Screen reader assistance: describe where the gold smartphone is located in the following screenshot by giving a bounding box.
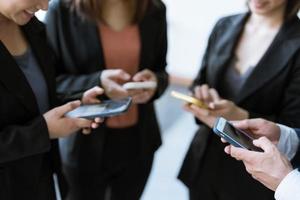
[171,91,208,109]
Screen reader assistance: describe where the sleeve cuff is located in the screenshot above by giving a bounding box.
[275,169,300,200]
[277,124,299,160]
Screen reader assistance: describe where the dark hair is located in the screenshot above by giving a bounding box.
[65,0,148,23]
[285,0,300,20]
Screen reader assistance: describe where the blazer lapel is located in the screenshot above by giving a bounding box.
[0,42,38,113]
[236,17,300,104]
[210,14,248,88]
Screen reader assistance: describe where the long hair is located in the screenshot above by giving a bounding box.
[65,0,148,23]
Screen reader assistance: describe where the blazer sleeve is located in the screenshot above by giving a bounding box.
[45,0,102,100]
[190,19,224,125]
[0,116,51,164]
[292,128,300,168]
[150,2,169,101]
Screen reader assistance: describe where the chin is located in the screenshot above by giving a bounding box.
[13,17,32,26]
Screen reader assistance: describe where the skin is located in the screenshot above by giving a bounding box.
[0,0,103,137]
[99,0,158,105]
[100,69,158,104]
[184,0,288,128]
[222,119,293,191]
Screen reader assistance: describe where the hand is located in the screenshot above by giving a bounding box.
[224,137,293,191]
[43,101,102,138]
[100,69,130,100]
[183,84,221,127]
[81,86,104,104]
[194,84,220,105]
[209,100,249,121]
[184,85,248,128]
[129,69,157,104]
[231,119,281,144]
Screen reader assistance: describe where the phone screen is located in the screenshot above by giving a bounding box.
[223,122,262,151]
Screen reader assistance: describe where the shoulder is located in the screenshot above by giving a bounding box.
[147,0,166,17]
[212,13,247,32]
[47,0,72,18]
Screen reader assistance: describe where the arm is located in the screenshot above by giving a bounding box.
[149,3,168,101]
[45,0,102,100]
[0,116,50,164]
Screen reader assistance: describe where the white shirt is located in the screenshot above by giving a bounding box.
[275,125,299,200]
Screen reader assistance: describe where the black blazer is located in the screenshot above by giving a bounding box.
[293,129,300,167]
[0,18,66,199]
[179,14,300,188]
[45,0,168,170]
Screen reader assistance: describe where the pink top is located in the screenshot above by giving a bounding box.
[99,23,141,128]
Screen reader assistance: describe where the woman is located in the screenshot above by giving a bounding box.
[178,0,300,200]
[0,0,103,199]
[45,0,168,199]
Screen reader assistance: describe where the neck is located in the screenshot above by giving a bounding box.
[249,6,286,29]
[0,13,15,37]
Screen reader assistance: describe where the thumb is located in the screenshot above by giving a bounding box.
[56,100,81,116]
[253,137,273,153]
[112,69,131,81]
[230,145,256,162]
[211,100,228,110]
[133,70,152,82]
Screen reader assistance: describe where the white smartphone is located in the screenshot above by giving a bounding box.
[122,81,157,90]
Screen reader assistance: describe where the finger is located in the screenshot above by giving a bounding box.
[94,117,104,123]
[232,118,266,132]
[113,69,131,81]
[133,69,153,82]
[73,118,93,128]
[230,145,257,162]
[132,92,150,103]
[194,86,202,99]
[57,100,81,116]
[221,138,227,143]
[211,100,229,110]
[82,128,91,135]
[253,137,274,153]
[189,104,210,116]
[127,89,144,96]
[107,83,129,98]
[91,122,100,129]
[209,88,220,102]
[200,84,212,102]
[224,145,231,154]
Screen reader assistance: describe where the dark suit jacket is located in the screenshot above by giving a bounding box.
[293,129,300,167]
[0,18,67,199]
[179,13,300,189]
[45,0,168,170]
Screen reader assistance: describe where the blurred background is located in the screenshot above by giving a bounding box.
[37,1,247,199]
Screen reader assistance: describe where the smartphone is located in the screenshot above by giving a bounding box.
[213,117,263,152]
[171,91,208,109]
[123,81,157,90]
[65,97,132,119]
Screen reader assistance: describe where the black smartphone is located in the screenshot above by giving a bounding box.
[65,97,132,119]
[213,117,263,152]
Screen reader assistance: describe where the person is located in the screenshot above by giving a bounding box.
[0,0,104,199]
[178,0,300,199]
[223,118,300,200]
[45,0,168,199]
